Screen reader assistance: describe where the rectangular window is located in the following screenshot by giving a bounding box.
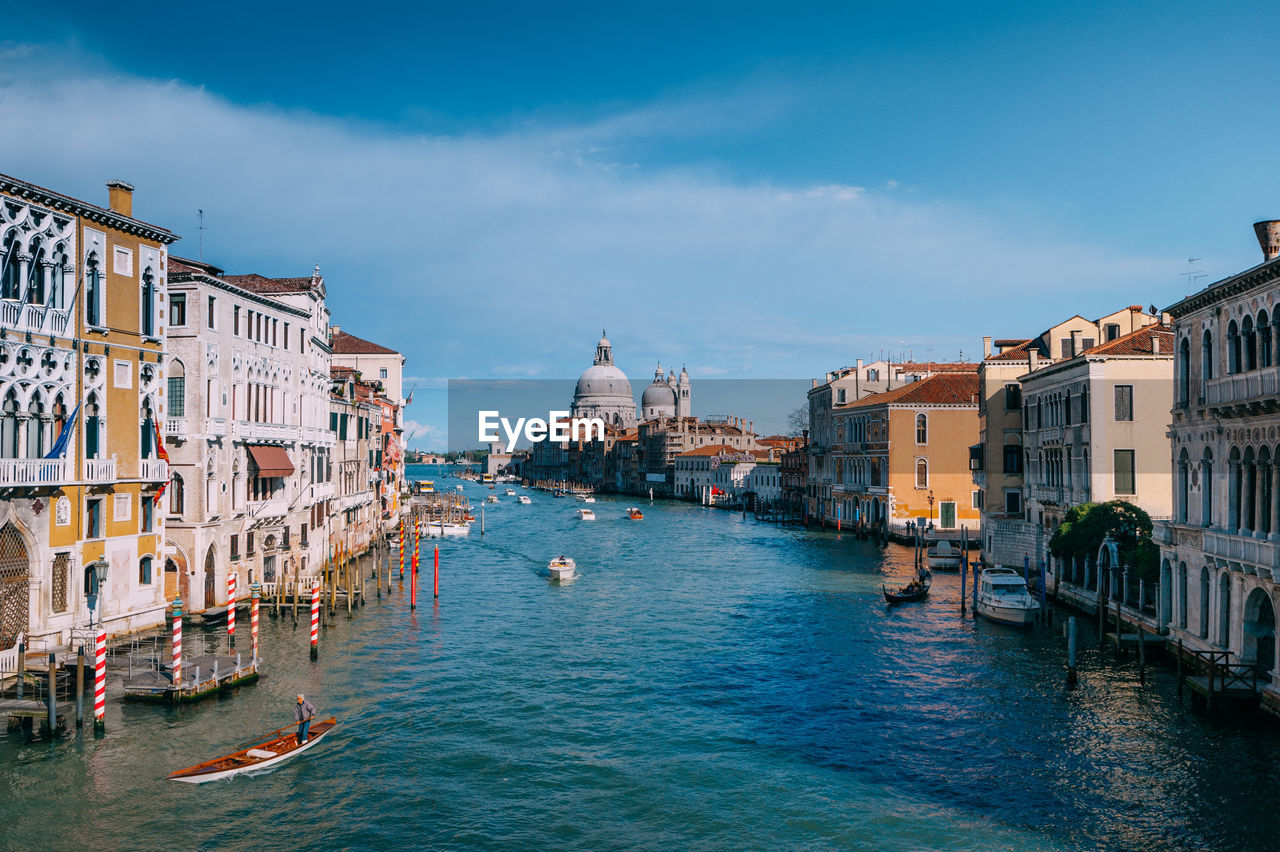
[231,534,240,560]
[247,531,256,555]
[1004,383,1021,411]
[379,368,388,379]
[1060,339,1073,359]
[1082,338,1095,351]
[972,490,982,509]
[139,556,152,585]
[1114,385,1133,421]
[1114,449,1136,495]
[1004,490,1022,515]
[168,376,185,417]
[284,323,289,350]
[283,526,291,547]
[1106,323,1121,341]
[272,319,278,346]
[170,294,187,326]
[1002,445,1023,474]
[207,295,216,329]
[87,499,102,538]
[142,496,154,532]
[234,305,240,335]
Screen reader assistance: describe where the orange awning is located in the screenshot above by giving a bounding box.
[247,445,295,478]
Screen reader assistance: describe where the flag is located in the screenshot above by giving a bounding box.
[43,403,81,460]
[153,417,171,502]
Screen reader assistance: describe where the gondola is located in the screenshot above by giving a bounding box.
[883,570,932,604]
[167,718,338,783]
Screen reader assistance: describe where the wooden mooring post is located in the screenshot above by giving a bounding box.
[1066,616,1078,688]
[1114,598,1124,659]
[959,527,967,617]
[45,653,56,738]
[1176,638,1185,700]
[75,646,84,728]
[1137,624,1147,685]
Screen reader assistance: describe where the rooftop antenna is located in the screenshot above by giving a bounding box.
[198,209,205,260]
[1182,257,1203,296]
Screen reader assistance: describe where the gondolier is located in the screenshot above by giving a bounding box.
[295,694,316,743]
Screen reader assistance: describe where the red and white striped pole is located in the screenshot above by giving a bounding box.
[309,578,320,660]
[250,583,261,666]
[93,627,106,732]
[171,597,183,692]
[434,544,439,599]
[226,571,237,645]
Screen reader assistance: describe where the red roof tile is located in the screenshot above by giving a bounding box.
[1084,323,1173,356]
[221,273,317,294]
[677,444,747,457]
[331,330,400,356]
[840,372,979,409]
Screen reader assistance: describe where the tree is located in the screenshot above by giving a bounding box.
[787,404,808,437]
[1049,500,1158,581]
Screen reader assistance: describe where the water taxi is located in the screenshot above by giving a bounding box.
[927,541,962,570]
[577,508,596,521]
[627,507,643,520]
[975,567,1041,626]
[167,719,338,783]
[548,556,577,582]
[433,522,472,537]
[518,495,532,504]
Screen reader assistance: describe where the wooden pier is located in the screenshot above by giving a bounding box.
[122,653,259,704]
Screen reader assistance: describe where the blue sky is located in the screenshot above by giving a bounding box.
[2,2,1276,447]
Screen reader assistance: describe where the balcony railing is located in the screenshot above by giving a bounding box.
[1203,529,1280,568]
[0,299,71,337]
[1206,370,1280,409]
[234,421,294,441]
[139,459,169,481]
[163,418,187,438]
[207,417,227,436]
[1029,485,1064,503]
[84,457,117,484]
[0,457,69,487]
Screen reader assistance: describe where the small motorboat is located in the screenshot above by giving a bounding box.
[434,522,472,537]
[486,494,499,503]
[518,495,532,504]
[883,569,931,604]
[627,507,643,520]
[577,508,596,521]
[167,718,338,783]
[548,556,577,581]
[975,567,1041,626]
[505,488,516,496]
[576,494,596,503]
[927,540,962,570]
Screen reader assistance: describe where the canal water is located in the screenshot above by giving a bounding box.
[3,466,1280,849]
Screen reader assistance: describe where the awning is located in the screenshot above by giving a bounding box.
[247,445,295,478]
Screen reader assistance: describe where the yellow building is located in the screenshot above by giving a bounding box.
[0,174,178,652]
[832,372,981,539]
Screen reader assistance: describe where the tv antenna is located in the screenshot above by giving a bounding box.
[198,209,205,260]
[1182,257,1206,295]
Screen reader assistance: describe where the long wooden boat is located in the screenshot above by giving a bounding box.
[167,718,337,783]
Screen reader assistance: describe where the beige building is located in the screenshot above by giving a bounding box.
[974,306,1162,566]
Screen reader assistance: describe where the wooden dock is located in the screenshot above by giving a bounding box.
[122,654,259,704]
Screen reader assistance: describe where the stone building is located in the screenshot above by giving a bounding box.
[571,332,637,428]
[329,367,379,556]
[1157,221,1280,708]
[973,306,1162,567]
[164,258,334,611]
[0,175,178,649]
[673,445,757,504]
[330,327,406,523]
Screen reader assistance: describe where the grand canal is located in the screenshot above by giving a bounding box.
[3,466,1280,849]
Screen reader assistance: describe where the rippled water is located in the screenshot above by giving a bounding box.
[3,468,1279,850]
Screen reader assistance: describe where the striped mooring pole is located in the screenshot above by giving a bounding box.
[93,627,106,733]
[434,544,439,599]
[227,571,237,645]
[309,578,320,660]
[171,597,183,690]
[414,512,420,573]
[399,518,405,580]
[250,583,261,666]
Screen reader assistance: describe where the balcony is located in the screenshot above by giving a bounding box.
[1203,529,1280,570]
[1030,485,1064,504]
[84,457,117,484]
[163,418,188,438]
[0,457,69,487]
[207,417,227,437]
[247,497,291,521]
[0,299,71,337]
[139,459,169,481]
[1205,370,1280,414]
[303,426,335,445]
[234,421,295,441]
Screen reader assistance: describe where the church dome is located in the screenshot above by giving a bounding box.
[571,331,637,427]
[575,363,633,400]
[642,374,676,408]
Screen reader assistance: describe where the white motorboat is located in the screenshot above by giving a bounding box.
[434,522,471,537]
[486,494,499,503]
[548,556,577,581]
[577,508,596,521]
[575,494,596,503]
[975,567,1041,626]
[505,488,516,496]
[518,495,532,504]
[927,540,962,570]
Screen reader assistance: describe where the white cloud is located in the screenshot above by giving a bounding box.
[0,44,1182,443]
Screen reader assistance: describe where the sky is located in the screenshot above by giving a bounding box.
[3,2,1278,448]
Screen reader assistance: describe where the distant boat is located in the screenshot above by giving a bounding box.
[486,494,499,503]
[548,556,577,582]
[927,541,962,570]
[435,522,472,537]
[518,495,532,504]
[577,508,596,521]
[505,488,516,496]
[167,719,338,783]
[576,494,596,503]
[975,568,1041,626]
[883,569,931,604]
[627,507,643,520]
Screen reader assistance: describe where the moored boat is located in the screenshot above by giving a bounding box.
[975,567,1041,626]
[167,718,338,783]
[927,540,962,570]
[548,556,577,581]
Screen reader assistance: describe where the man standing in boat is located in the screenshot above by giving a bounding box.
[295,694,316,743]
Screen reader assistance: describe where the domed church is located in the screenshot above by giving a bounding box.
[571,331,638,427]
[641,363,691,420]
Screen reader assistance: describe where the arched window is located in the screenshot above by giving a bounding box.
[0,231,20,300]
[915,413,927,444]
[1260,446,1273,536]
[1244,315,1258,371]
[1260,311,1273,368]
[84,393,101,460]
[0,389,18,458]
[915,458,928,489]
[1229,446,1242,531]
[26,235,44,307]
[141,269,155,337]
[169,473,185,515]
[1178,338,1191,406]
[1177,448,1190,523]
[1218,572,1231,647]
[85,252,102,326]
[139,556,153,585]
[1178,562,1188,630]
[168,360,185,418]
[1199,566,1211,639]
[1228,319,1241,374]
[1202,447,1214,527]
[25,393,44,459]
[1201,328,1214,386]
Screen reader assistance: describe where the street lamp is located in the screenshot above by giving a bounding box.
[84,558,109,629]
[927,490,935,524]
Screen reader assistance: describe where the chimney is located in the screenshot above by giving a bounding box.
[1028,348,1039,372]
[1152,334,1161,355]
[982,336,992,358]
[1070,329,1081,357]
[1255,220,1280,261]
[106,180,134,217]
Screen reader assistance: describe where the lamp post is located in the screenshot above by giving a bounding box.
[84,558,109,629]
